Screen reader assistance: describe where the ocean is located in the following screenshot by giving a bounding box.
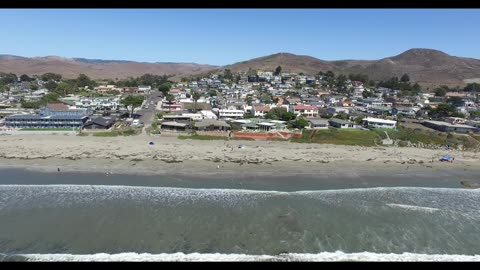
[0,169,479,261]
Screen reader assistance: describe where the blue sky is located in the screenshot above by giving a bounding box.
[0,9,479,66]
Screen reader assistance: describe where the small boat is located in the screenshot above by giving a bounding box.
[440,155,454,162]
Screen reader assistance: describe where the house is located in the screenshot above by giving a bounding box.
[338,101,354,107]
[169,88,182,96]
[94,85,117,94]
[329,118,357,129]
[218,109,244,119]
[238,118,287,132]
[423,120,476,134]
[137,85,152,94]
[392,107,418,117]
[444,117,466,125]
[162,115,192,125]
[252,105,271,117]
[291,104,319,117]
[362,117,397,129]
[160,121,188,132]
[308,119,329,129]
[82,116,116,130]
[194,119,231,131]
[182,102,212,112]
[326,107,350,116]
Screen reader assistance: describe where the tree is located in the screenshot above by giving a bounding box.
[348,73,369,83]
[354,116,364,125]
[223,69,233,81]
[362,90,374,98]
[246,95,253,106]
[430,103,457,118]
[55,82,75,96]
[325,70,335,78]
[265,107,296,121]
[158,83,171,95]
[334,111,349,120]
[434,87,447,97]
[40,73,62,82]
[447,96,463,105]
[44,80,58,91]
[76,74,96,89]
[464,83,480,92]
[292,118,309,129]
[192,91,202,113]
[165,94,175,112]
[274,66,282,76]
[412,82,421,92]
[121,95,144,116]
[20,74,33,82]
[29,82,39,90]
[208,90,217,97]
[336,74,347,89]
[0,72,17,84]
[243,113,255,119]
[400,74,410,83]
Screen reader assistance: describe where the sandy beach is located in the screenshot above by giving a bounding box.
[0,134,478,177]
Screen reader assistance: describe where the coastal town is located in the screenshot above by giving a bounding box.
[3,9,480,263]
[0,68,479,150]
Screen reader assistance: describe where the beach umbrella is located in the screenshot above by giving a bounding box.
[149,142,155,145]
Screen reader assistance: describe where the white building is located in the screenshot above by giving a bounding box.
[362,117,397,129]
[218,109,244,119]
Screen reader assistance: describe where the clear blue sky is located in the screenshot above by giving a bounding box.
[0,9,479,66]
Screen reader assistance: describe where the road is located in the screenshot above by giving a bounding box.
[136,90,162,129]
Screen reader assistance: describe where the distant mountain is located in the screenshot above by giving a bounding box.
[0,55,219,80]
[226,49,480,86]
[2,49,480,86]
[72,58,135,64]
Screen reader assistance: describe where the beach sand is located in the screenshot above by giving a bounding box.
[0,134,478,177]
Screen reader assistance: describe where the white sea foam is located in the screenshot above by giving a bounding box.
[386,203,441,213]
[12,251,480,261]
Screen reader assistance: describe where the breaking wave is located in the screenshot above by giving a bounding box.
[1,251,480,261]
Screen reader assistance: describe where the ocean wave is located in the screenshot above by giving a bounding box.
[386,204,441,213]
[3,251,480,261]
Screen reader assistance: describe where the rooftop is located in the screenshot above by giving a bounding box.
[424,120,476,129]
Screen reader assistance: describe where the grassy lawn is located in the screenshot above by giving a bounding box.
[229,137,255,141]
[92,131,119,137]
[292,128,380,146]
[471,134,480,142]
[372,127,445,145]
[20,128,79,131]
[178,134,228,141]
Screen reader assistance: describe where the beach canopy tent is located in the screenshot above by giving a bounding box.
[440,155,454,162]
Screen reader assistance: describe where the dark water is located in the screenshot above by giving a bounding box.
[0,169,479,260]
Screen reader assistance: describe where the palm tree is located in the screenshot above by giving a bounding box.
[192,91,202,113]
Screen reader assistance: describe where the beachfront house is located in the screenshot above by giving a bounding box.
[362,117,397,129]
[422,120,477,134]
[308,119,329,129]
[82,116,116,130]
[193,119,231,131]
[328,119,357,129]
